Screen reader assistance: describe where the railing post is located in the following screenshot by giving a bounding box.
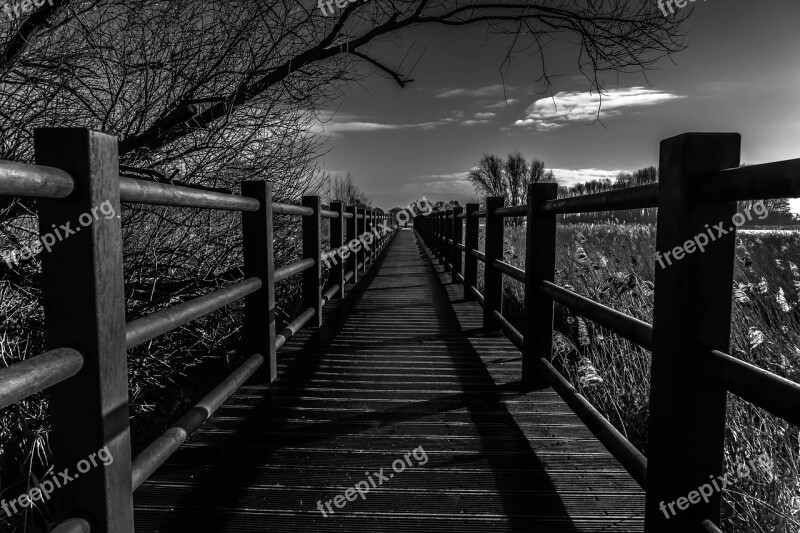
[302,196,323,327]
[438,212,445,265]
[242,181,277,383]
[645,133,741,532]
[522,183,558,389]
[463,203,479,300]
[358,206,366,272]
[370,209,376,264]
[346,205,357,284]
[330,201,345,298]
[445,209,454,271]
[35,128,134,532]
[483,197,505,329]
[452,206,463,283]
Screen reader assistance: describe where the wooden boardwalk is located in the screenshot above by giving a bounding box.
[134,229,643,532]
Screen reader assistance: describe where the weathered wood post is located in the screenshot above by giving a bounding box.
[346,205,358,284]
[445,208,454,271]
[330,201,345,298]
[438,212,446,265]
[522,183,558,389]
[483,197,505,329]
[302,196,323,327]
[36,128,134,532]
[645,133,741,532]
[358,206,366,272]
[242,181,278,383]
[463,203,479,300]
[452,206,464,283]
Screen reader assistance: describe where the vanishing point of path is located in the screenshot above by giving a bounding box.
[133,228,643,532]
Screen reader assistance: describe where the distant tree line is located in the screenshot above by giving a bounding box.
[457,158,796,226]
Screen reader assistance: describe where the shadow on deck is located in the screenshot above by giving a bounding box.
[133,229,644,532]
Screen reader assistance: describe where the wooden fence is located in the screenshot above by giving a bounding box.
[415,132,800,533]
[0,127,396,533]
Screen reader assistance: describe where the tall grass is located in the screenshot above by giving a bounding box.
[488,223,800,532]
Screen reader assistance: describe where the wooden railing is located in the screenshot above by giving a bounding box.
[414,132,800,533]
[0,128,396,533]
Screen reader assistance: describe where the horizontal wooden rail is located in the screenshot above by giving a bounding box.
[492,259,526,283]
[492,310,523,349]
[320,208,339,218]
[0,160,74,198]
[695,158,800,202]
[537,281,654,350]
[0,348,83,410]
[275,307,316,350]
[469,248,486,263]
[694,350,800,426]
[466,285,484,306]
[275,258,315,283]
[540,184,659,214]
[320,284,340,307]
[126,278,262,349]
[131,353,264,489]
[119,177,259,211]
[51,518,91,533]
[272,202,314,216]
[535,356,648,487]
[413,132,800,532]
[494,205,527,217]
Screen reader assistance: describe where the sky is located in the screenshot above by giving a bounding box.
[314,0,800,212]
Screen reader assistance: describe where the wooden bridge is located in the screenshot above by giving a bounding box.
[0,129,799,533]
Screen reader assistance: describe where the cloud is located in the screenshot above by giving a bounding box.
[460,119,489,126]
[514,87,685,130]
[473,112,496,119]
[436,84,509,99]
[486,98,518,108]
[405,171,474,197]
[310,112,456,134]
[550,168,627,187]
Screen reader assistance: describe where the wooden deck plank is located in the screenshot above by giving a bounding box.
[133,228,644,532]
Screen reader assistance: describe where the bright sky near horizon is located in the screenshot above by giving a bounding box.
[315,0,800,213]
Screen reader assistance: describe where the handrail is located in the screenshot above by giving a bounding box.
[0,160,74,198]
[272,202,314,216]
[51,518,91,533]
[274,258,315,283]
[694,349,800,427]
[494,205,527,217]
[414,131,800,531]
[695,158,800,202]
[0,348,84,410]
[0,127,400,531]
[537,281,654,350]
[275,307,316,350]
[131,353,264,489]
[540,183,658,214]
[491,259,525,283]
[119,177,259,211]
[126,278,262,349]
